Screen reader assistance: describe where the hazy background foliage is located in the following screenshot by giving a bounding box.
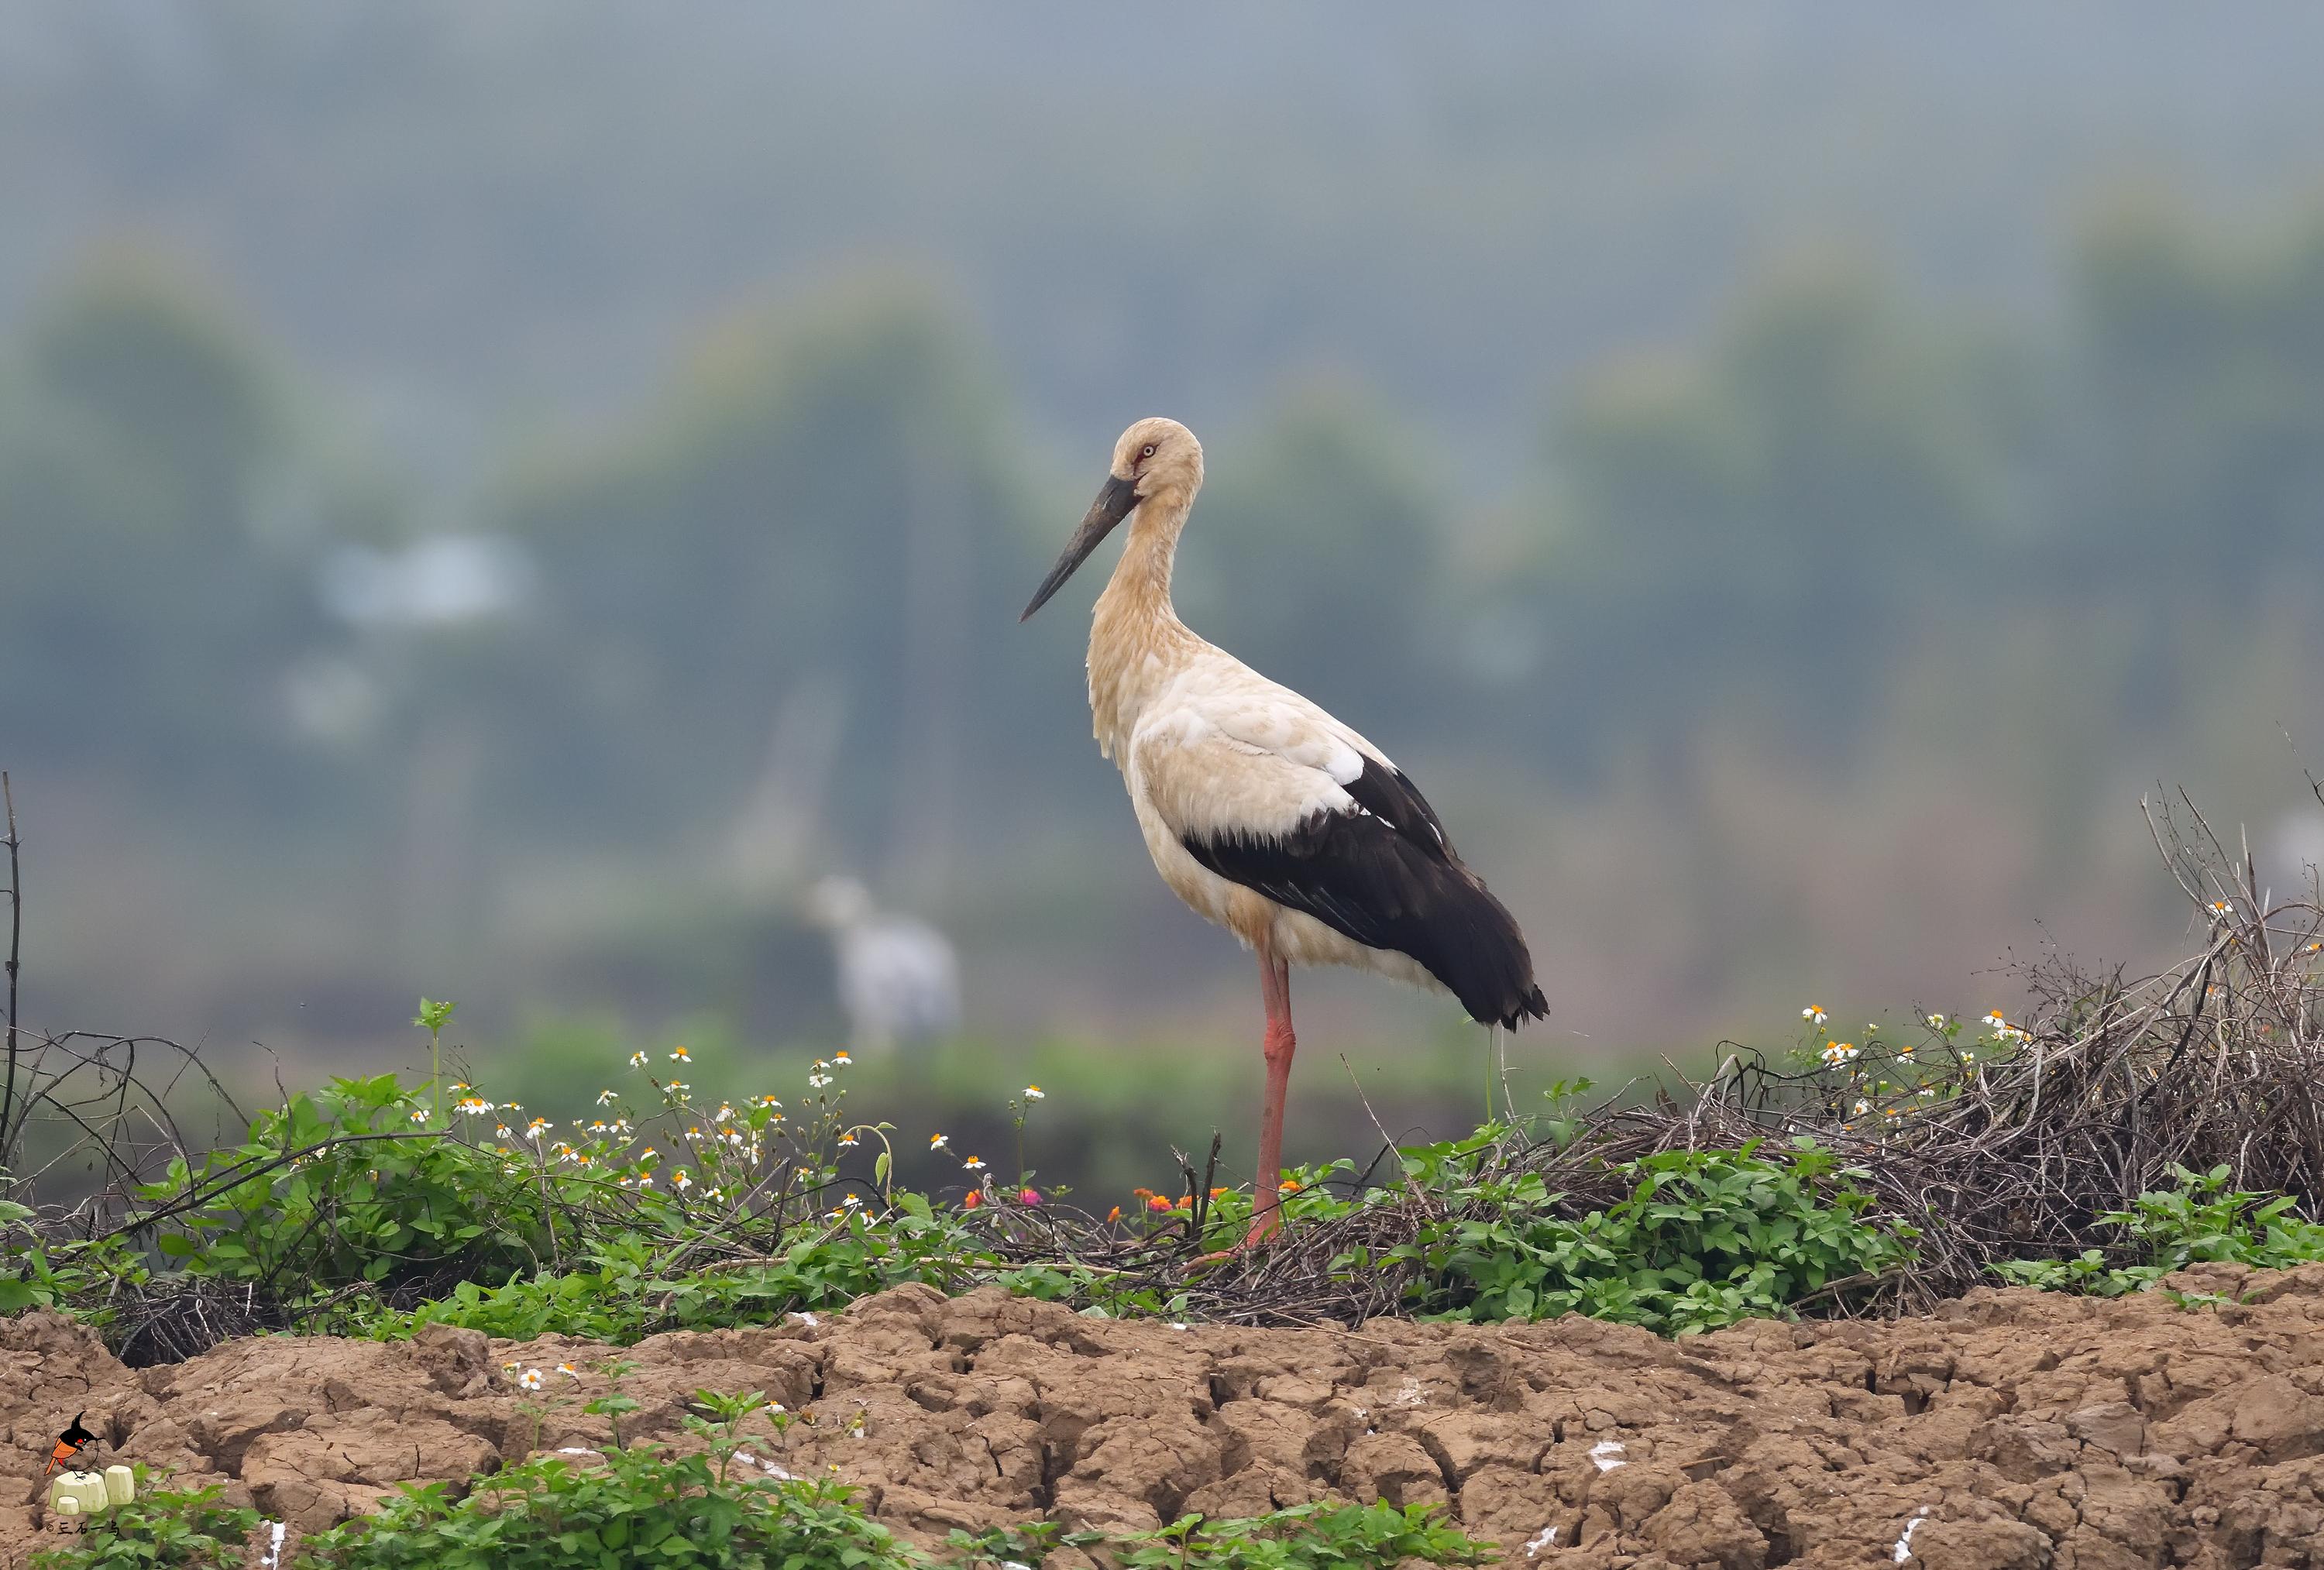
[8,2,2324,1193]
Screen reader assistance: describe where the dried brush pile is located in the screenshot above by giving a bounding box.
[1864,791,2324,1297]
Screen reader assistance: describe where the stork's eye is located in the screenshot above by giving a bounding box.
[1140,443,1157,459]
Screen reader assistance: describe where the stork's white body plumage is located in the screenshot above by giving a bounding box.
[1111,650,1441,994]
[1023,417,1545,1248]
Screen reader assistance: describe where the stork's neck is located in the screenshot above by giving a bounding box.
[1087,491,1200,761]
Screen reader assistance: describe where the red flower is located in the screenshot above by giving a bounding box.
[1018,1187,1041,1207]
[961,1190,982,1209]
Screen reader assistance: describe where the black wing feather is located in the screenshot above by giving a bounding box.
[1341,754,1458,860]
[1184,755,1547,1029]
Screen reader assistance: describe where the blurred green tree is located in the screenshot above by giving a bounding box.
[2067,198,2324,590]
[1539,255,2044,767]
[0,257,328,797]
[490,280,1056,898]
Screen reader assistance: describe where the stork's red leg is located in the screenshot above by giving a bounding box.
[1247,947,1295,1246]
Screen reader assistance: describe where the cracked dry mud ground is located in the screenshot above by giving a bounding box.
[7,1265,2324,1569]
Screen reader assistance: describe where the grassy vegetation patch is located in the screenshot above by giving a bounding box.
[1993,1164,2324,1298]
[296,1453,908,1570]
[1382,1138,1913,1336]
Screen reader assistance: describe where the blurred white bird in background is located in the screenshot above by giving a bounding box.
[803,876,961,1052]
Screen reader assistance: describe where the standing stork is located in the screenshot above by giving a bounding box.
[1022,417,1547,1249]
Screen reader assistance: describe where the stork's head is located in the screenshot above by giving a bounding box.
[1021,417,1203,620]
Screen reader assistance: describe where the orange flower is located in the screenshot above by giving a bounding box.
[1147,1195,1173,1213]
[1278,1178,1303,1194]
[1107,1206,1122,1223]
[962,1190,983,1209]
[1208,1187,1229,1201]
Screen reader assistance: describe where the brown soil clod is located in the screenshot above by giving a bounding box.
[10,1269,2324,1568]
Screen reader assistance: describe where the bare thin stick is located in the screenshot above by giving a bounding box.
[1339,1053,1425,1200]
[2,771,19,1174]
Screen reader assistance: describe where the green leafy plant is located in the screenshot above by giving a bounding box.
[1537,1077,1599,1150]
[140,1073,553,1295]
[30,1474,259,1570]
[359,1197,1011,1343]
[1995,1163,2324,1297]
[682,1387,796,1485]
[294,1455,909,1570]
[0,1231,148,1317]
[1099,1502,1492,1570]
[292,1440,1487,1570]
[586,1358,642,1449]
[291,1388,883,1570]
[104,1027,929,1335]
[1375,1137,1914,1335]
[944,1522,1062,1570]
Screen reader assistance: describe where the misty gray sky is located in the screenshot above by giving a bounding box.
[9,3,2324,495]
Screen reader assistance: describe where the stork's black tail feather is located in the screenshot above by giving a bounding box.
[1418,871,1549,1030]
[1181,802,1549,1031]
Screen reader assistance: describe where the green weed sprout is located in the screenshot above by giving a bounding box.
[584,1358,642,1451]
[413,998,456,1129]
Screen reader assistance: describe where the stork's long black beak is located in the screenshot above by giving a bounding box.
[1021,473,1140,620]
